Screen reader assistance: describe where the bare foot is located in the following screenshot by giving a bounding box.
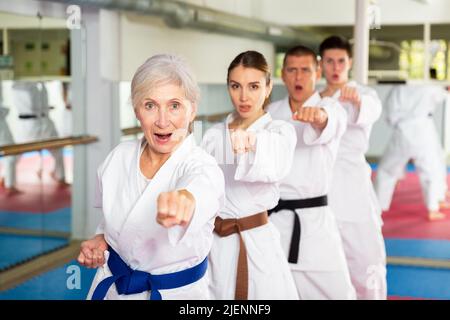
[439,201,450,210]
[5,187,22,196]
[428,211,446,221]
[57,180,71,188]
[50,171,58,182]
[50,171,69,187]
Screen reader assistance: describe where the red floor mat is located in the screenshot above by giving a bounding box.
[381,173,450,240]
[0,154,72,213]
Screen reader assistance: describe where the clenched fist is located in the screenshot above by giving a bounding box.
[77,234,108,268]
[230,129,257,154]
[339,86,361,107]
[293,107,328,130]
[156,189,196,228]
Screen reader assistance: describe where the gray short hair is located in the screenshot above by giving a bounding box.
[131,54,200,109]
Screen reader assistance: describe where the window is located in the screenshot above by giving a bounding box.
[399,39,448,80]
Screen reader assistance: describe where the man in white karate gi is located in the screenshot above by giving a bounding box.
[319,35,387,300]
[375,83,450,221]
[11,81,67,185]
[268,45,355,299]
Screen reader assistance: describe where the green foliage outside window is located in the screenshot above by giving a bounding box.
[400,39,448,80]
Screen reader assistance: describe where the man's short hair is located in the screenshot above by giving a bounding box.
[319,36,352,58]
[283,45,318,68]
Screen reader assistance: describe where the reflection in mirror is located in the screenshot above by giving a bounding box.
[0,11,71,279]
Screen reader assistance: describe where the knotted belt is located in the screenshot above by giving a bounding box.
[91,245,208,300]
[268,195,328,264]
[214,211,268,300]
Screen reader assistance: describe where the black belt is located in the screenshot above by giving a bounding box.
[19,114,45,119]
[268,195,328,264]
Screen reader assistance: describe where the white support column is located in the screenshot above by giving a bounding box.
[423,22,431,81]
[0,29,5,100]
[71,7,122,239]
[70,25,87,240]
[2,28,8,55]
[353,0,370,84]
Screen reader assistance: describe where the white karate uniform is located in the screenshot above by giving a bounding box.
[0,106,17,188]
[327,81,387,300]
[202,112,299,300]
[62,82,73,137]
[375,85,448,212]
[86,134,225,300]
[11,82,65,181]
[267,92,356,300]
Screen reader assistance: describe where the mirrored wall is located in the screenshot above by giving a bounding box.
[0,11,72,273]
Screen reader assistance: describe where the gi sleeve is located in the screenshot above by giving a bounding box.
[348,87,382,127]
[167,152,225,245]
[93,167,106,235]
[200,125,227,164]
[234,120,297,183]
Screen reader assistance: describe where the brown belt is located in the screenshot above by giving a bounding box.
[214,211,268,300]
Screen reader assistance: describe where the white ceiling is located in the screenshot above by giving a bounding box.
[0,0,449,30]
[0,11,65,29]
[181,0,450,26]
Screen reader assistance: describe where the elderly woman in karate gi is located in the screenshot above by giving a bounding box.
[77,54,225,300]
[202,51,299,300]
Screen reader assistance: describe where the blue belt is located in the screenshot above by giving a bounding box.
[91,246,208,300]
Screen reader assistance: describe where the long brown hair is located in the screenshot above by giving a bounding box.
[227,51,272,108]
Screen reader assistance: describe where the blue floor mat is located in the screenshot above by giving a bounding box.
[0,255,450,300]
[369,162,450,173]
[0,260,96,300]
[385,238,450,260]
[369,162,417,172]
[0,207,71,233]
[0,234,68,270]
[387,265,450,299]
[2,261,450,300]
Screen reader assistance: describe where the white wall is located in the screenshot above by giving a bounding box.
[0,11,66,28]
[119,13,275,83]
